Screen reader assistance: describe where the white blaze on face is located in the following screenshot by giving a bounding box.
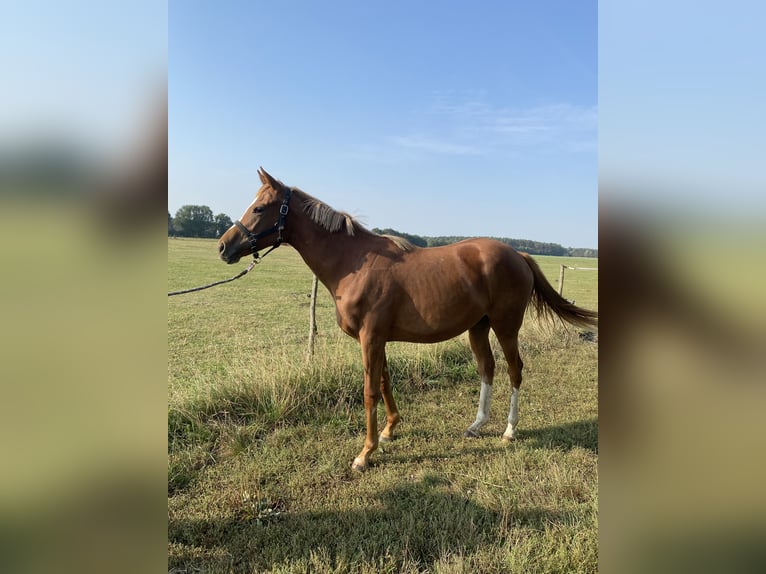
[230,192,263,235]
[240,195,259,223]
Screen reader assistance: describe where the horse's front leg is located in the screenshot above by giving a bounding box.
[352,334,385,472]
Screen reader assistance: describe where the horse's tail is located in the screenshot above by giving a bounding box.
[519,252,598,329]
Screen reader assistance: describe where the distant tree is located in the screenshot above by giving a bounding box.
[567,248,598,258]
[372,228,428,247]
[370,228,596,258]
[173,205,215,237]
[168,211,174,236]
[426,236,455,247]
[214,213,233,237]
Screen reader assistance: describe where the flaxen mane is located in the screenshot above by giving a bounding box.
[382,234,415,252]
[294,188,357,235]
[294,188,414,252]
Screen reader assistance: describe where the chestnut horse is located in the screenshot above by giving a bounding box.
[218,168,597,471]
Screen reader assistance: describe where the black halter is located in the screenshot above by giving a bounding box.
[233,187,292,261]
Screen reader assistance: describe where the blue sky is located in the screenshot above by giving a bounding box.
[600,0,766,211]
[170,1,598,248]
[0,0,166,158]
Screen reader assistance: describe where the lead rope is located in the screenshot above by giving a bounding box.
[168,258,259,296]
[167,238,288,297]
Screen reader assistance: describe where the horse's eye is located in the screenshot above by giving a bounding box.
[253,206,264,214]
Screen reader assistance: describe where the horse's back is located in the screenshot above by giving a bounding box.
[404,237,533,291]
[373,238,534,341]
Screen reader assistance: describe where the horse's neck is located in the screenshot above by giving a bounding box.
[287,214,369,294]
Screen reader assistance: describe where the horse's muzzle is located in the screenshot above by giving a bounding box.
[218,241,240,264]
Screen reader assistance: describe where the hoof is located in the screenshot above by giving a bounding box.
[379,434,393,443]
[464,429,480,439]
[501,434,515,443]
[351,457,368,472]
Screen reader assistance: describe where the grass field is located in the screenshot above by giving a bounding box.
[168,237,598,573]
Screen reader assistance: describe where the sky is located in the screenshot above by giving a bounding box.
[169,1,598,248]
[599,0,766,212]
[0,0,166,159]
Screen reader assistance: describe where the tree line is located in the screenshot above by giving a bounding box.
[168,206,232,238]
[373,228,597,257]
[168,205,596,257]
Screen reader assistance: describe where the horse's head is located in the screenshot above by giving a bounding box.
[218,168,292,264]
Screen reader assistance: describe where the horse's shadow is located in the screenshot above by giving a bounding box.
[168,479,573,572]
[386,418,598,466]
[516,418,598,453]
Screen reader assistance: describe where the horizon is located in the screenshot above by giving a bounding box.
[168,203,598,252]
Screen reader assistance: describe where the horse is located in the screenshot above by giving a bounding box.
[218,168,598,472]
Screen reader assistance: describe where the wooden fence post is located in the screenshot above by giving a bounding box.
[558,264,565,296]
[307,275,319,359]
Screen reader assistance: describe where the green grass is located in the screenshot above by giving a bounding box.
[168,238,598,573]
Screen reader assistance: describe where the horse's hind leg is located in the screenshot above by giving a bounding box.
[379,353,401,442]
[464,317,496,438]
[494,330,523,442]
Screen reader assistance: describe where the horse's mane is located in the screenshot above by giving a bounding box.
[295,188,358,236]
[293,188,415,252]
[382,234,415,252]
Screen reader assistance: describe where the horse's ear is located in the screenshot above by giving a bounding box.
[258,167,281,190]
